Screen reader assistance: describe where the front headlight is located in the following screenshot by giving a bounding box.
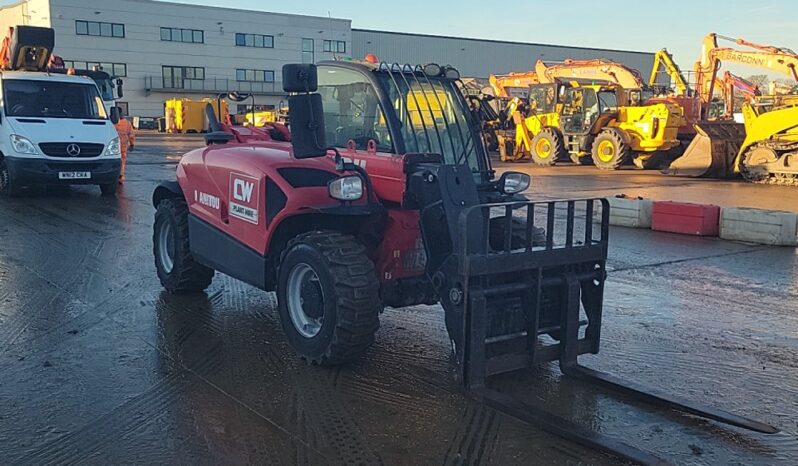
[10,134,37,155]
[328,176,363,201]
[499,171,530,194]
[106,137,120,156]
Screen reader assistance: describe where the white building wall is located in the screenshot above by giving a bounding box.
[0,0,659,117]
[0,0,351,116]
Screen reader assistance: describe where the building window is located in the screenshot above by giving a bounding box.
[302,38,314,63]
[75,20,125,38]
[323,40,346,53]
[235,69,275,82]
[162,65,205,88]
[160,27,204,44]
[63,61,127,77]
[235,33,274,48]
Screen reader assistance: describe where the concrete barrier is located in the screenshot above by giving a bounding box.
[595,196,653,228]
[720,207,798,246]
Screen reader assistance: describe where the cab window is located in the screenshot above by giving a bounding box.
[527,84,557,114]
[316,67,393,152]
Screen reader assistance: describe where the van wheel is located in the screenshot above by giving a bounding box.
[0,159,22,197]
[153,198,215,293]
[277,231,381,365]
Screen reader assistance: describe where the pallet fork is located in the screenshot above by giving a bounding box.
[408,163,778,465]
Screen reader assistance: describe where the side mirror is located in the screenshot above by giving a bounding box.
[227,91,250,103]
[283,63,318,92]
[115,78,123,98]
[109,106,120,124]
[498,171,530,195]
[283,64,326,158]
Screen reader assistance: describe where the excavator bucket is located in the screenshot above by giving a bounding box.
[405,162,778,464]
[666,121,746,178]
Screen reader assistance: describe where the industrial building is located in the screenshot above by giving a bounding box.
[0,0,655,118]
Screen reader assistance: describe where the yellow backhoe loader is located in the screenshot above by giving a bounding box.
[486,72,540,161]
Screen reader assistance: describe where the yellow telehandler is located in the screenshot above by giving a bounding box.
[513,60,685,169]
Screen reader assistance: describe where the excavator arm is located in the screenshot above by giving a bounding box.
[694,33,798,118]
[535,59,646,89]
[488,72,540,98]
[649,49,690,96]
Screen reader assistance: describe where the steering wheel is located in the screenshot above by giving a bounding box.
[10,104,25,114]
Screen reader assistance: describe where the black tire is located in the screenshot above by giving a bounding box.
[484,129,499,152]
[489,217,546,250]
[591,129,630,170]
[153,198,215,293]
[277,231,380,365]
[530,128,564,166]
[0,159,22,197]
[100,182,118,197]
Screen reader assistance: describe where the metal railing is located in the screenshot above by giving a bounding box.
[144,76,284,95]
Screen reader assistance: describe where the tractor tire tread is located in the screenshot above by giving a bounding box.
[530,127,564,166]
[281,231,381,365]
[591,128,630,170]
[154,198,215,293]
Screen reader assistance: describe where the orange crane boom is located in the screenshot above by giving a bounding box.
[534,58,646,89]
[694,33,798,118]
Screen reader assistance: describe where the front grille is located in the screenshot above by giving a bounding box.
[39,142,105,157]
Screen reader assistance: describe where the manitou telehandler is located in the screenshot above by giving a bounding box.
[152,60,777,464]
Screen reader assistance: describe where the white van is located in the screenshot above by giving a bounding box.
[0,71,121,196]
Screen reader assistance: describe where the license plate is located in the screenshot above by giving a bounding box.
[58,171,91,180]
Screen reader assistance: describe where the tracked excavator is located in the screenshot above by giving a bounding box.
[512,59,684,169]
[668,33,798,181]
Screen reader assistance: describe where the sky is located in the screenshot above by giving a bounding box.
[3,0,796,78]
[166,0,797,79]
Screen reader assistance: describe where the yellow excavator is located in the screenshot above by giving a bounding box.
[667,33,798,182]
[512,59,685,169]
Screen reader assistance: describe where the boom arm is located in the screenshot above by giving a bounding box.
[535,59,646,89]
[649,49,690,95]
[489,72,540,98]
[694,33,798,118]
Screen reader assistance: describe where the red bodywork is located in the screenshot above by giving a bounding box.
[177,139,425,285]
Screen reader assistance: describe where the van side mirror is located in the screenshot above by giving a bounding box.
[283,64,326,158]
[115,78,123,98]
[109,106,120,124]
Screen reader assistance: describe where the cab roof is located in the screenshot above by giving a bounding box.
[0,70,97,84]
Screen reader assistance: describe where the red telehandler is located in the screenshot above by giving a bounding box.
[152,60,777,464]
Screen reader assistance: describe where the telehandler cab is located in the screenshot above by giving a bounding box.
[152,60,777,464]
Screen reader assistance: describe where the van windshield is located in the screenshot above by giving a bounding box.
[3,79,107,119]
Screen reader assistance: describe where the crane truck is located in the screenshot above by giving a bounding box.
[0,26,122,197]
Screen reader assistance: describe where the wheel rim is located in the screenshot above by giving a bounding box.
[535,138,552,159]
[287,263,325,338]
[597,140,616,163]
[157,221,175,273]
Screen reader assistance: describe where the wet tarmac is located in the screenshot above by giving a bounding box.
[1,134,797,465]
